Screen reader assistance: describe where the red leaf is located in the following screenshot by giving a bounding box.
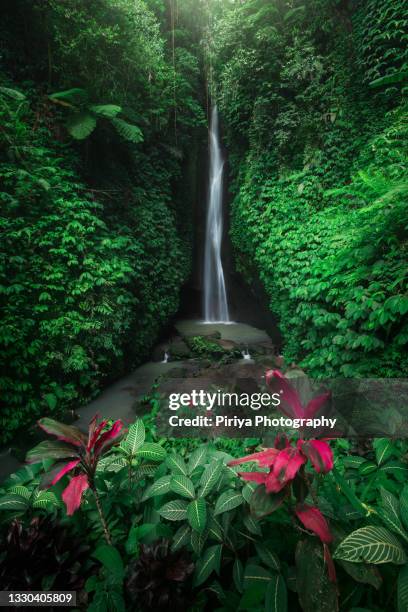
[295,504,332,543]
[62,474,89,515]
[304,391,331,419]
[93,420,124,456]
[50,459,80,486]
[273,447,306,485]
[300,440,334,473]
[87,416,109,451]
[265,370,303,418]
[228,448,279,468]
[324,543,337,583]
[239,471,267,485]
[38,418,86,447]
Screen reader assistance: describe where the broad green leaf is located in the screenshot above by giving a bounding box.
[214,490,244,516]
[398,563,408,612]
[250,486,287,519]
[26,440,77,464]
[191,529,208,555]
[207,513,223,541]
[199,460,223,498]
[243,564,272,589]
[400,485,408,531]
[93,545,124,582]
[374,439,395,465]
[7,486,31,499]
[0,86,26,100]
[243,513,262,535]
[296,539,338,612]
[66,112,97,140]
[334,526,407,565]
[125,420,145,455]
[112,118,143,143]
[37,418,86,446]
[189,446,207,473]
[167,453,188,475]
[193,544,222,586]
[339,560,382,589]
[233,558,244,593]
[265,574,287,612]
[142,476,171,500]
[0,494,30,511]
[158,500,188,521]
[377,487,408,543]
[242,482,258,503]
[171,524,191,552]
[32,490,60,509]
[90,104,122,118]
[187,498,207,532]
[255,542,280,571]
[171,475,195,499]
[135,443,166,462]
[49,88,88,105]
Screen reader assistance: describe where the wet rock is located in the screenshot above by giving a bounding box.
[169,337,192,360]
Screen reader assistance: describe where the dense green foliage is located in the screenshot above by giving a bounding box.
[0,0,207,441]
[212,0,408,376]
[3,412,408,611]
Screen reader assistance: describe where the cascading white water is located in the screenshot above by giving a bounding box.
[203,106,230,323]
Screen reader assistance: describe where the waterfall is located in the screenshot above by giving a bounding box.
[203,106,230,323]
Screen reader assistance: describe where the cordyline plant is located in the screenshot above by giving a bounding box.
[229,369,336,582]
[26,416,124,544]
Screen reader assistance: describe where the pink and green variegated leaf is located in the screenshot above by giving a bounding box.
[228,448,279,468]
[295,504,332,543]
[93,420,124,456]
[26,440,78,464]
[273,447,306,485]
[38,418,87,447]
[62,474,89,515]
[87,415,108,451]
[50,459,80,485]
[239,471,268,485]
[265,370,303,418]
[304,391,331,419]
[300,440,334,473]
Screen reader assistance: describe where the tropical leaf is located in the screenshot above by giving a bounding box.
[189,446,208,473]
[32,490,60,509]
[0,86,26,100]
[334,526,407,564]
[0,494,30,511]
[193,544,222,586]
[158,500,189,521]
[233,558,244,593]
[166,454,188,475]
[199,460,223,498]
[170,475,195,500]
[112,118,143,143]
[398,563,408,612]
[400,485,408,531]
[191,529,208,555]
[243,564,272,589]
[377,487,408,543]
[135,442,166,462]
[49,88,88,105]
[26,440,77,464]
[255,541,280,571]
[125,420,145,455]
[187,498,207,532]
[90,104,122,118]
[142,476,172,500]
[265,574,288,612]
[93,545,124,582]
[66,112,97,140]
[171,524,191,552]
[37,418,86,446]
[214,490,244,516]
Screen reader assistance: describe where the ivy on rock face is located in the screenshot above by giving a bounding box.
[212,0,408,378]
